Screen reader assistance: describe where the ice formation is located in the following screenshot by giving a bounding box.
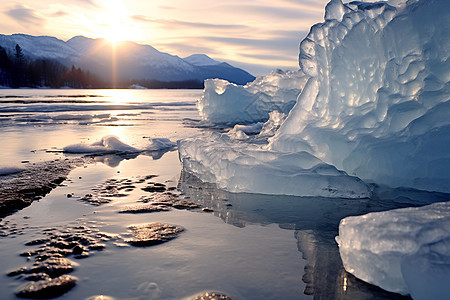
[336,201,450,298]
[144,138,176,151]
[63,136,139,154]
[180,0,450,196]
[270,0,450,193]
[227,122,263,140]
[63,136,177,154]
[179,134,370,198]
[198,69,307,125]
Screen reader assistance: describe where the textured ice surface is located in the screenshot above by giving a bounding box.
[401,235,450,300]
[179,134,370,198]
[270,0,450,193]
[181,0,450,197]
[227,122,263,140]
[336,201,450,297]
[198,69,307,125]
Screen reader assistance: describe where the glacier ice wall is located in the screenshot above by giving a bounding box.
[270,0,450,193]
[198,69,307,125]
[336,201,450,297]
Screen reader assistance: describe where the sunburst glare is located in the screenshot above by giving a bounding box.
[99,0,141,44]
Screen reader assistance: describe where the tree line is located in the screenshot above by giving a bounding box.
[0,44,203,89]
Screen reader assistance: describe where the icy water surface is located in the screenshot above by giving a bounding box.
[0,89,448,299]
[0,89,201,165]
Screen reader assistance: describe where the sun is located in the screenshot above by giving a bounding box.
[103,21,137,44]
[99,0,141,44]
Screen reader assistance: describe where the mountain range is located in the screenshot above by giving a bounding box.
[0,34,255,85]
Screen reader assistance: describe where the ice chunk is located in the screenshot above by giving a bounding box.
[144,138,176,151]
[258,111,287,138]
[227,122,263,140]
[63,136,138,154]
[0,166,26,176]
[230,123,264,135]
[335,201,450,296]
[270,0,450,193]
[179,134,370,198]
[198,70,307,125]
[226,112,287,141]
[324,0,350,21]
[63,136,177,154]
[402,236,450,300]
[180,0,449,197]
[128,84,147,89]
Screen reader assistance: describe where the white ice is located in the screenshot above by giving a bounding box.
[63,136,139,154]
[336,201,450,298]
[179,133,370,198]
[63,136,177,154]
[269,0,450,193]
[144,138,177,151]
[179,0,450,199]
[198,69,307,125]
[227,122,263,140]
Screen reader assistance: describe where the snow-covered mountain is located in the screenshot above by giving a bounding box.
[0,34,255,85]
[184,54,221,66]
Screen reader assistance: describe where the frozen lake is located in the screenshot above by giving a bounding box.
[0,89,446,299]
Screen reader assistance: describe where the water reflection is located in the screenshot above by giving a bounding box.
[178,172,449,299]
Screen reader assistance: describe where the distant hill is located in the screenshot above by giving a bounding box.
[0,34,255,85]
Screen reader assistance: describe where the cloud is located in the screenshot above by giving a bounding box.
[217,4,322,21]
[280,0,329,11]
[132,15,248,30]
[154,42,222,57]
[200,34,307,56]
[158,5,176,10]
[154,32,307,75]
[239,52,298,62]
[73,0,97,7]
[225,59,298,76]
[4,4,44,27]
[50,10,68,17]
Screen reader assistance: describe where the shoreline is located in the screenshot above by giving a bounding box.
[0,157,92,218]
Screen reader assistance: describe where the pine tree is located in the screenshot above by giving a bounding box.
[15,44,24,64]
[0,45,10,86]
[12,44,25,87]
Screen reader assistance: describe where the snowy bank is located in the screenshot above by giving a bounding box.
[179,0,450,197]
[336,201,450,298]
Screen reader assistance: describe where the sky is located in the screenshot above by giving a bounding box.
[0,0,331,75]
